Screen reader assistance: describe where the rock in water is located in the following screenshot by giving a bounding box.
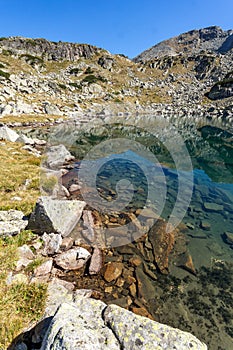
[148,219,176,274]
[103,262,123,282]
[203,202,223,212]
[27,196,86,236]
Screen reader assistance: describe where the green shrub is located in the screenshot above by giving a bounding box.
[84,66,94,74]
[69,82,82,89]
[58,83,67,90]
[20,54,43,66]
[69,67,80,75]
[2,49,12,56]
[0,69,10,79]
[82,74,107,85]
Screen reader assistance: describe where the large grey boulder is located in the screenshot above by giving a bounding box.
[43,144,74,169]
[41,300,120,350]
[27,196,86,236]
[0,210,28,236]
[41,298,207,350]
[44,103,63,116]
[0,125,19,142]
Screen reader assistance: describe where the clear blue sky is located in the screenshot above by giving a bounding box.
[0,0,232,58]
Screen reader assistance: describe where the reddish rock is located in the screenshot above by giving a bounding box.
[89,247,103,275]
[131,307,154,320]
[129,256,142,267]
[82,210,105,247]
[103,262,123,282]
[148,219,176,274]
[54,247,91,270]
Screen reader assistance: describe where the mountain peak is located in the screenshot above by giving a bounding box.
[134,26,233,62]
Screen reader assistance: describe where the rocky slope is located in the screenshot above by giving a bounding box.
[134,26,233,61]
[0,27,232,125]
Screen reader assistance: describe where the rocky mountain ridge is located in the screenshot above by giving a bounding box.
[134,26,233,62]
[0,27,232,126]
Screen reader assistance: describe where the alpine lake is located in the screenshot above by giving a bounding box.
[28,114,233,350]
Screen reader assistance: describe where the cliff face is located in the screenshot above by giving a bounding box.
[133,26,233,62]
[0,36,102,61]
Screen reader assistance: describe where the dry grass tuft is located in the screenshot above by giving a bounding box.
[0,231,47,349]
[0,141,40,215]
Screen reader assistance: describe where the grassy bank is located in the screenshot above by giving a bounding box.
[0,231,47,348]
[0,140,40,215]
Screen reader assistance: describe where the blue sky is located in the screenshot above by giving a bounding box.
[0,0,232,58]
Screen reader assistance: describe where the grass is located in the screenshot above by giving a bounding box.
[0,231,47,349]
[0,114,66,124]
[0,141,40,215]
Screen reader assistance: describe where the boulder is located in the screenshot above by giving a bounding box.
[54,247,91,270]
[41,298,207,350]
[42,232,62,255]
[34,259,53,276]
[44,103,63,115]
[16,134,35,145]
[0,125,19,142]
[203,202,223,212]
[103,262,123,282]
[148,219,176,274]
[98,55,114,70]
[104,303,207,350]
[89,247,103,275]
[27,196,86,236]
[43,144,75,169]
[41,300,120,350]
[0,210,28,236]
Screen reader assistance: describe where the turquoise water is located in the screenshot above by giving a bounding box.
[28,116,233,349]
[69,119,233,350]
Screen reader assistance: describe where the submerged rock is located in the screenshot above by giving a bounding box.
[103,262,123,282]
[203,202,224,212]
[148,219,176,274]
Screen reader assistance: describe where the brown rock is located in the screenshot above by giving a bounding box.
[148,219,176,274]
[177,251,196,275]
[129,256,142,267]
[60,237,74,251]
[103,262,123,282]
[135,265,155,300]
[116,277,125,288]
[82,210,105,247]
[129,283,137,298]
[131,307,154,320]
